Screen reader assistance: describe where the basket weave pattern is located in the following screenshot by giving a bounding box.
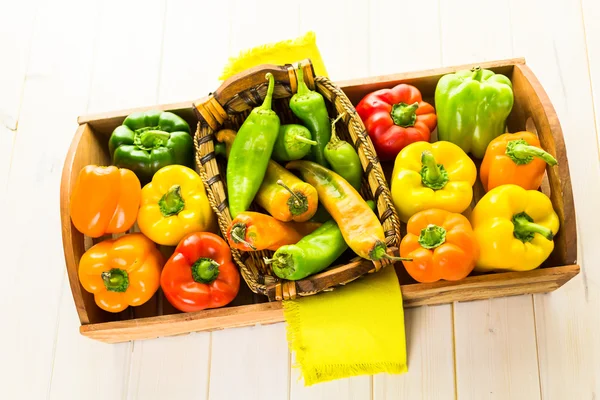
[193,64,401,300]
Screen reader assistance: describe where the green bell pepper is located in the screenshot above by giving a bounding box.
[108,110,193,183]
[435,67,514,159]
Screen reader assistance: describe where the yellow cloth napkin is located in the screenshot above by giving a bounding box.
[220,31,329,80]
[283,266,408,386]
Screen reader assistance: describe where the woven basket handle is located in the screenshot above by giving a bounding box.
[193,59,316,131]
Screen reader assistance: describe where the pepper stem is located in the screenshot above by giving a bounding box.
[512,212,554,243]
[101,269,129,293]
[230,223,257,250]
[390,102,419,127]
[261,73,275,110]
[293,135,317,146]
[418,224,447,249]
[329,113,346,145]
[191,258,220,284]
[420,151,449,190]
[277,180,309,216]
[296,63,310,96]
[369,241,412,262]
[159,185,185,217]
[135,129,171,150]
[471,66,483,81]
[277,180,302,205]
[505,139,558,166]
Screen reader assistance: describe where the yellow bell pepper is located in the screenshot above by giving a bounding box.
[138,165,216,246]
[390,141,477,222]
[470,184,559,272]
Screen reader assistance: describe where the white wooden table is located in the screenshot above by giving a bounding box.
[2,0,599,398]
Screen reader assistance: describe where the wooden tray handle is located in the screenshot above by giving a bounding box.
[193,59,316,131]
[508,63,577,266]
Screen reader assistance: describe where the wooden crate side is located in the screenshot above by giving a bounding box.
[60,123,113,324]
[338,57,524,104]
[509,64,577,266]
[79,265,579,343]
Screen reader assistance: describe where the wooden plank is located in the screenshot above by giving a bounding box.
[511,0,600,397]
[209,324,290,400]
[0,0,39,130]
[0,0,110,399]
[49,0,167,399]
[454,296,541,400]
[126,333,211,400]
[372,306,455,400]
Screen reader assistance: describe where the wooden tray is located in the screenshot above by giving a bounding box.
[61,58,579,343]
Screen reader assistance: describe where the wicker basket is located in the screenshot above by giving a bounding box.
[192,59,401,301]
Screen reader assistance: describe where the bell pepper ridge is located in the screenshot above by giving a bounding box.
[512,212,554,242]
[505,139,558,166]
[420,151,449,190]
[101,269,129,293]
[191,258,221,284]
[158,185,185,217]
[390,102,419,127]
[418,224,447,249]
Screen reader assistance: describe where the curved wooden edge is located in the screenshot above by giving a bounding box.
[80,264,579,343]
[512,64,577,266]
[60,124,92,324]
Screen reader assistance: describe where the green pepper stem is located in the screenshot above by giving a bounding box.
[277,180,302,205]
[420,151,449,190]
[136,129,170,150]
[369,242,412,262]
[512,212,554,243]
[263,257,275,265]
[296,63,310,96]
[294,135,317,146]
[329,113,346,145]
[159,185,185,217]
[101,269,129,293]
[418,224,447,249]
[261,73,275,110]
[191,258,220,284]
[230,223,257,250]
[505,139,558,166]
[471,66,483,81]
[390,102,419,127]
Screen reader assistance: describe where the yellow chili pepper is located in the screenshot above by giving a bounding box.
[470,184,559,272]
[390,141,477,222]
[138,165,216,246]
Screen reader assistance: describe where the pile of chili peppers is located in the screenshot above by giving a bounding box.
[71,63,562,315]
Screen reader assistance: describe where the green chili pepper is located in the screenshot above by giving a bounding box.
[266,201,375,280]
[227,73,280,217]
[324,113,363,190]
[272,124,317,162]
[108,110,193,183]
[289,65,331,168]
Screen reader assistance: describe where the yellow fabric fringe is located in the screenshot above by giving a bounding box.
[219,31,329,80]
[283,267,408,386]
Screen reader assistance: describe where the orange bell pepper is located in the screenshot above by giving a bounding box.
[399,209,478,283]
[70,165,141,238]
[480,131,557,191]
[78,233,164,313]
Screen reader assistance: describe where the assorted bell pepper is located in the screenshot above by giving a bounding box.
[73,63,567,317]
[109,110,194,183]
[356,83,437,161]
[138,165,215,246]
[480,131,557,191]
[70,165,141,238]
[390,141,477,222]
[435,67,514,159]
[161,232,240,312]
[470,185,559,272]
[78,233,164,312]
[400,209,478,283]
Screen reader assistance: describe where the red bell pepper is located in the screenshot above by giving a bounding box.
[161,232,240,312]
[356,84,437,161]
